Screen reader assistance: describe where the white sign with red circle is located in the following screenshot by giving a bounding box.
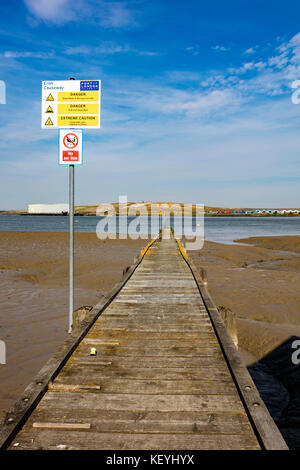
[59,129,83,165]
[63,133,78,148]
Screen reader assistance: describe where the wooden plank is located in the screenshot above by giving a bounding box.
[9,430,260,450]
[103,306,208,313]
[104,313,130,317]
[86,330,216,340]
[104,304,208,314]
[69,356,227,368]
[76,345,223,358]
[100,327,126,331]
[21,408,256,435]
[114,296,203,304]
[110,284,202,292]
[48,383,101,392]
[82,338,219,348]
[41,391,245,413]
[90,319,213,328]
[91,327,215,333]
[51,378,238,395]
[83,340,120,346]
[57,365,233,381]
[32,422,91,430]
[123,281,196,287]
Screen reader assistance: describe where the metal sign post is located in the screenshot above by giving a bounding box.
[68,76,75,335]
[41,77,101,334]
[59,126,82,333]
[69,163,74,333]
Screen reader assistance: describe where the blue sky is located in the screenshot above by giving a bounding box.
[1,0,300,209]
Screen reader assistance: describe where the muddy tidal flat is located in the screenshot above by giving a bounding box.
[0,231,147,418]
[0,231,299,428]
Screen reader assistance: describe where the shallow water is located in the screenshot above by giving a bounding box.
[0,215,300,244]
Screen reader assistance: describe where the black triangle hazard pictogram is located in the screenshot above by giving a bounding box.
[46,105,54,113]
[45,117,54,126]
[46,93,54,101]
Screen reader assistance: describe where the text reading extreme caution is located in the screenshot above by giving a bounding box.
[41,80,101,129]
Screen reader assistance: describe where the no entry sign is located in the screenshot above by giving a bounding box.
[59,129,82,165]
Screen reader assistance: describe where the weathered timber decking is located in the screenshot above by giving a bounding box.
[2,233,288,450]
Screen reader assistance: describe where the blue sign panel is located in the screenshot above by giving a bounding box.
[80,80,99,91]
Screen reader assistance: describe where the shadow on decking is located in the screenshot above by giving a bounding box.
[247,336,300,450]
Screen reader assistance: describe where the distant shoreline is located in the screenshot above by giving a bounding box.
[1,212,300,217]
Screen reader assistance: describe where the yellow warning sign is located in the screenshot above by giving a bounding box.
[57,115,99,127]
[46,93,55,101]
[42,80,101,128]
[57,103,98,115]
[57,91,99,102]
[45,117,54,126]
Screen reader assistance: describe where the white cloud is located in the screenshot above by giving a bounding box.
[137,51,160,57]
[195,33,300,100]
[185,46,199,56]
[230,61,266,75]
[244,47,255,55]
[24,0,72,24]
[64,46,92,56]
[23,0,137,28]
[158,89,239,115]
[64,44,130,56]
[187,44,229,55]
[3,50,53,59]
[211,45,228,52]
[268,53,289,69]
[105,78,243,119]
[64,43,158,57]
[98,2,135,28]
[289,32,300,46]
[166,71,202,83]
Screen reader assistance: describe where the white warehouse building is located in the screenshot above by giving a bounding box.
[28,204,69,214]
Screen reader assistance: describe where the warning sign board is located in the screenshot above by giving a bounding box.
[42,80,101,129]
[59,129,83,165]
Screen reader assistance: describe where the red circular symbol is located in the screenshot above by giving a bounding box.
[63,133,78,149]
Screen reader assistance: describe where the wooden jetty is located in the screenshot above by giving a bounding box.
[0,230,288,450]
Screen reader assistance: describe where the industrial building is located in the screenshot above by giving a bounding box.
[27,204,69,214]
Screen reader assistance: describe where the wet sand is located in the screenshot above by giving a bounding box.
[189,236,300,366]
[0,232,299,422]
[0,231,147,419]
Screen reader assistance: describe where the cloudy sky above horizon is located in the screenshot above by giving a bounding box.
[1,0,300,209]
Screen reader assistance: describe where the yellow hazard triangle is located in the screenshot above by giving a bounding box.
[46,93,54,101]
[46,105,54,113]
[45,117,54,126]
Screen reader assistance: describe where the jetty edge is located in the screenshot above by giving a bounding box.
[176,238,288,450]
